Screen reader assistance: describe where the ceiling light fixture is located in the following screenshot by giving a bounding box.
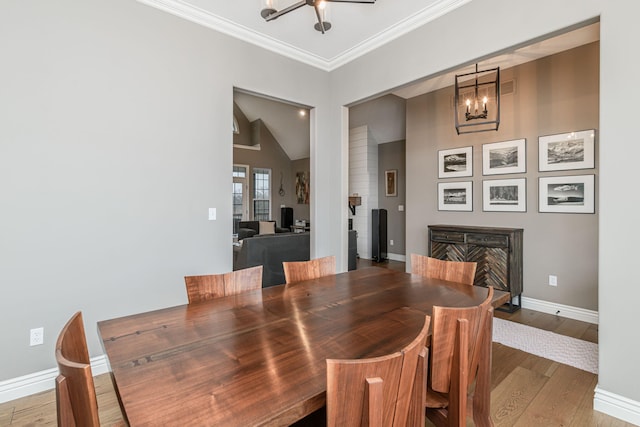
[260,0,376,34]
[454,64,500,134]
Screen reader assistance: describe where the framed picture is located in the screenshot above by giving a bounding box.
[385,169,397,197]
[539,174,595,213]
[438,146,473,178]
[482,139,526,175]
[538,129,596,171]
[295,171,309,204]
[438,181,473,211]
[483,178,526,212]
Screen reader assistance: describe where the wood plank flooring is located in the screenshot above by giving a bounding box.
[0,259,630,426]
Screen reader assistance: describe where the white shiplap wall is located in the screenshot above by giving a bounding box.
[349,126,378,259]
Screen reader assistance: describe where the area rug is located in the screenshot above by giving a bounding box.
[492,317,598,374]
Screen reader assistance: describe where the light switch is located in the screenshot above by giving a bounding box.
[398,205,404,212]
[208,208,216,221]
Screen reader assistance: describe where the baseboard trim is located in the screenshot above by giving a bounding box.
[0,355,109,404]
[594,386,640,425]
[520,296,599,324]
[387,253,406,262]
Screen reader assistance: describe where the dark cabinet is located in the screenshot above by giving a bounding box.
[428,225,523,311]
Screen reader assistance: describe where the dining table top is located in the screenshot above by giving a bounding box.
[98,266,509,426]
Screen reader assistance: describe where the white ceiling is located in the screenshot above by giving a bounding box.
[136,0,471,71]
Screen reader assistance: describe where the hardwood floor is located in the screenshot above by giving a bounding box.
[0,260,629,426]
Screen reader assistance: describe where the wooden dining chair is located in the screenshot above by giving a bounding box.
[423,287,495,427]
[184,265,263,304]
[326,315,431,427]
[410,253,477,286]
[55,311,101,427]
[283,255,336,284]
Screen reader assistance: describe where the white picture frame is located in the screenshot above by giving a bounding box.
[482,178,527,212]
[482,139,526,175]
[539,174,595,213]
[438,181,473,211]
[438,146,473,178]
[538,129,596,172]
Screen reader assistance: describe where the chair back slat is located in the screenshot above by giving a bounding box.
[55,312,100,427]
[426,287,495,427]
[185,265,263,303]
[327,315,430,427]
[411,253,477,286]
[283,255,336,284]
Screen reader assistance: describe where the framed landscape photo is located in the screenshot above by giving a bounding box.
[482,139,526,175]
[539,174,595,213]
[438,146,473,178]
[538,129,595,171]
[385,169,397,197]
[438,181,473,211]
[483,178,526,212]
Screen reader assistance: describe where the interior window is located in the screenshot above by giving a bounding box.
[253,168,271,221]
[233,165,249,234]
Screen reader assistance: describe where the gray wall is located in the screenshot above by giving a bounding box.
[0,0,333,381]
[406,42,599,310]
[377,141,406,256]
[329,0,640,409]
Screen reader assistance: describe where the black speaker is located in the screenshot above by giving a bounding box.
[371,209,387,262]
[281,207,293,230]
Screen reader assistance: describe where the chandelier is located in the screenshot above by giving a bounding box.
[454,64,500,134]
[261,0,376,34]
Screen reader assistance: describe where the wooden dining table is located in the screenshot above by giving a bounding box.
[98,266,509,426]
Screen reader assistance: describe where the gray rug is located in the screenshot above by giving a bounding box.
[492,318,598,374]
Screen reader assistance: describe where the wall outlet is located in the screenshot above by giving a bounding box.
[30,327,44,346]
[390,239,394,246]
[548,275,558,287]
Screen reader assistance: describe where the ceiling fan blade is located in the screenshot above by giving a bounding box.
[264,1,306,21]
[313,5,326,34]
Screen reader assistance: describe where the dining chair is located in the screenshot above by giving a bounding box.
[282,255,336,284]
[423,287,495,427]
[184,265,263,303]
[326,315,431,427]
[56,311,120,427]
[410,253,477,286]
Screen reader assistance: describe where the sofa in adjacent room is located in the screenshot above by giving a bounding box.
[237,220,290,240]
[233,232,310,287]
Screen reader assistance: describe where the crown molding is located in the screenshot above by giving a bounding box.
[327,0,472,69]
[136,0,471,72]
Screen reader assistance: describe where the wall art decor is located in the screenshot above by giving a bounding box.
[482,139,526,175]
[385,169,397,197]
[438,181,473,211]
[438,146,473,178]
[482,178,526,212]
[295,171,309,204]
[538,174,595,213]
[538,129,595,171]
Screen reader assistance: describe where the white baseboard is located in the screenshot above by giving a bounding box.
[387,253,406,262]
[594,386,640,425]
[520,296,599,324]
[0,355,109,404]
